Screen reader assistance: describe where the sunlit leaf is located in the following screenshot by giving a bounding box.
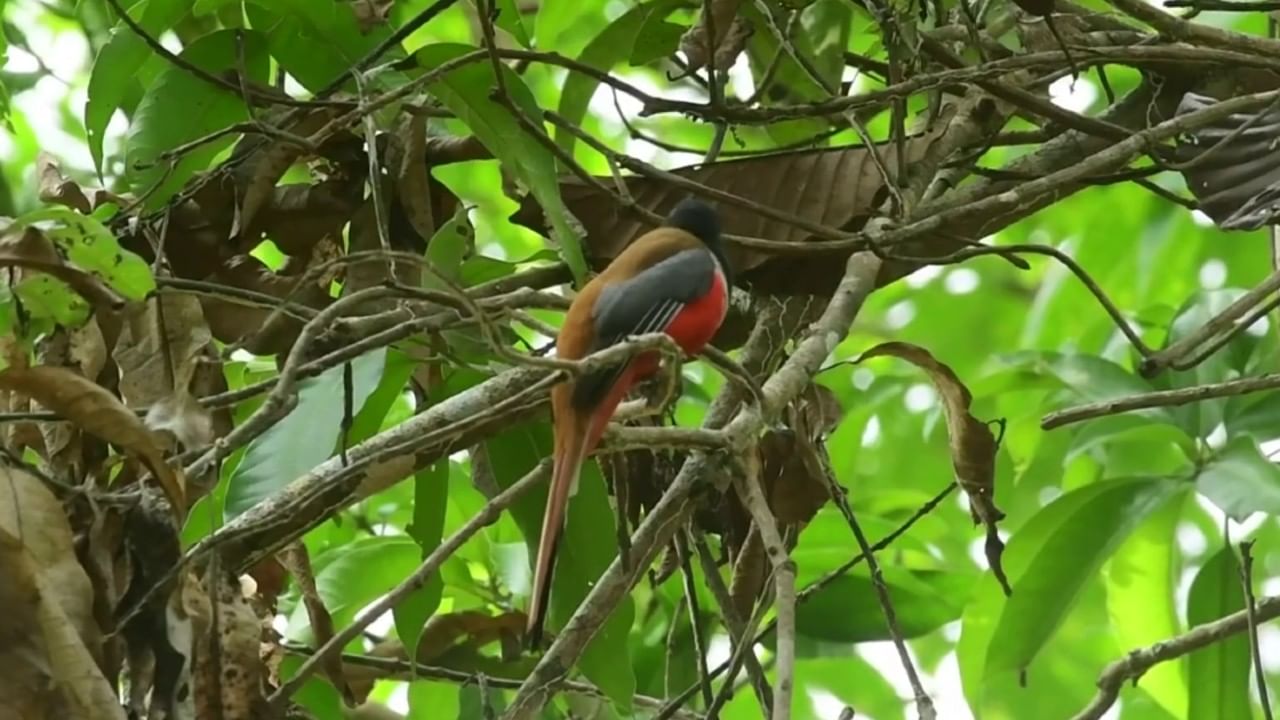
[983,477,1187,678]
[1187,546,1251,720]
[1197,436,1280,521]
[225,349,386,518]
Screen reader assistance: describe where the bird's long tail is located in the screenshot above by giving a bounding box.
[527,413,588,649]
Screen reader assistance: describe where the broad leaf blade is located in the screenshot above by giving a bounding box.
[1187,546,1251,720]
[395,460,450,661]
[126,30,270,208]
[983,477,1187,677]
[1197,436,1280,521]
[225,349,386,518]
[415,43,587,283]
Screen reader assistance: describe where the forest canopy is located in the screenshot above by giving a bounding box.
[0,0,1278,719]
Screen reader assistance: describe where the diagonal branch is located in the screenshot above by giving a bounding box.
[1071,595,1280,720]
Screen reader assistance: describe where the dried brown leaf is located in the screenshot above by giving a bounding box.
[0,227,126,311]
[193,569,264,719]
[509,136,957,295]
[199,254,330,356]
[260,179,363,256]
[680,0,749,72]
[280,543,351,703]
[113,294,212,410]
[0,466,124,720]
[853,341,1010,594]
[37,152,92,214]
[1175,92,1280,230]
[0,367,186,518]
[228,107,343,245]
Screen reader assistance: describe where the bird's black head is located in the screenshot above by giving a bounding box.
[665,197,732,283]
[666,197,721,248]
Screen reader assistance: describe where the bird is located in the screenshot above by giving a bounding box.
[526,197,731,648]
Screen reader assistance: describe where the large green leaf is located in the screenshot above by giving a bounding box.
[346,348,416,446]
[415,43,588,283]
[225,349,386,518]
[796,569,971,644]
[9,207,155,301]
[244,0,399,92]
[1197,436,1280,521]
[485,422,636,711]
[85,0,188,174]
[1187,546,1251,720]
[553,0,684,157]
[125,29,269,207]
[394,460,450,660]
[983,477,1187,678]
[1103,490,1187,718]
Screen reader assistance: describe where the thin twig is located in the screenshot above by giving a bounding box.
[268,461,550,707]
[1240,542,1274,720]
[1042,374,1280,429]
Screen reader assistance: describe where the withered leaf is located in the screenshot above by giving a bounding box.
[853,341,1011,595]
[0,227,126,311]
[680,0,750,72]
[279,543,351,704]
[193,570,262,720]
[1174,92,1280,230]
[37,152,92,214]
[0,367,186,519]
[113,294,213,410]
[509,134,960,295]
[0,466,124,720]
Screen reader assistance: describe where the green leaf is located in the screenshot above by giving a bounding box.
[493,0,533,48]
[409,681,461,719]
[415,43,588,283]
[225,349,386,518]
[485,422,636,711]
[10,207,156,301]
[983,477,1187,678]
[346,349,416,446]
[284,536,423,642]
[554,0,683,156]
[1187,546,1251,720]
[125,29,269,208]
[628,4,684,66]
[85,0,188,175]
[395,460,450,661]
[1104,490,1187,718]
[245,0,400,92]
[424,208,475,287]
[1197,436,1280,521]
[796,569,971,644]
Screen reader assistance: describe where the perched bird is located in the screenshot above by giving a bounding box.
[527,197,731,648]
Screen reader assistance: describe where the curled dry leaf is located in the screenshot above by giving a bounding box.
[113,294,212,410]
[279,543,352,703]
[37,152,92,214]
[0,466,125,720]
[199,254,331,356]
[680,0,751,72]
[0,367,186,519]
[853,341,1011,595]
[1175,92,1280,230]
[0,226,126,311]
[352,0,396,33]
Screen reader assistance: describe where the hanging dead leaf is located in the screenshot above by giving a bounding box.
[193,567,266,719]
[853,341,1010,595]
[259,178,364,257]
[113,294,212,410]
[0,226,126,311]
[0,367,186,519]
[279,543,351,703]
[37,152,93,214]
[0,466,125,720]
[680,0,750,72]
[145,391,214,452]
